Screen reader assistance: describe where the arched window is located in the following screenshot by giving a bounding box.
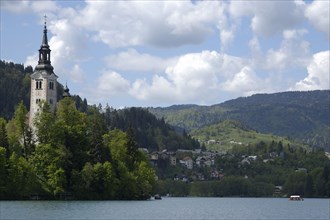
[49,81,54,90]
[36,80,43,89]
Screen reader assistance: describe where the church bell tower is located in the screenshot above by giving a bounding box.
[29,18,58,128]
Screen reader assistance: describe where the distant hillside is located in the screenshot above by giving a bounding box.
[0,61,32,119]
[191,120,308,152]
[149,90,330,151]
[103,106,200,151]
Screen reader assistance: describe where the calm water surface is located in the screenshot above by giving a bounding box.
[1,197,329,220]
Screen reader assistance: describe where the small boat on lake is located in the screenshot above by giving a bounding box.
[154,194,162,200]
[289,195,304,201]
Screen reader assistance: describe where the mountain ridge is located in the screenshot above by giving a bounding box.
[148,90,330,151]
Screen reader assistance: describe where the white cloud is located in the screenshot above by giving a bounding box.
[305,1,330,37]
[1,1,30,13]
[255,29,310,71]
[69,64,85,83]
[229,1,305,37]
[104,49,178,73]
[47,18,89,77]
[221,66,268,96]
[128,50,261,105]
[129,51,223,104]
[97,71,130,95]
[76,1,223,48]
[1,0,58,14]
[130,76,176,102]
[220,29,235,50]
[30,1,59,13]
[24,53,38,68]
[293,51,330,90]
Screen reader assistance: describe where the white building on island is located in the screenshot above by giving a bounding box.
[29,20,58,129]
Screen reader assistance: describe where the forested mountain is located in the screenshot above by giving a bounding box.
[149,90,330,151]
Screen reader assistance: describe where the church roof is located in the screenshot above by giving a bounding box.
[30,70,58,79]
[63,83,71,98]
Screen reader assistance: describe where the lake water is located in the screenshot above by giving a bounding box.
[1,197,329,220]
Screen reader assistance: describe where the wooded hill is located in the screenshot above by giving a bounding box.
[149,90,330,151]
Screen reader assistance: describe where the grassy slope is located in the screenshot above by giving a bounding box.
[190,120,308,152]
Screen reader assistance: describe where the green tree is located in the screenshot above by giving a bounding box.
[126,126,140,171]
[6,152,40,198]
[34,101,57,145]
[304,174,314,197]
[310,168,325,197]
[0,147,7,198]
[103,129,156,199]
[30,144,68,197]
[284,172,307,196]
[87,107,108,163]
[0,118,9,158]
[134,161,156,199]
[11,102,34,159]
[56,98,89,188]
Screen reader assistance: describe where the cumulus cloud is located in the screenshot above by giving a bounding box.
[97,71,130,95]
[6,0,329,107]
[128,50,271,105]
[221,66,268,96]
[305,1,330,37]
[264,29,310,70]
[76,1,223,48]
[104,49,178,73]
[129,51,223,103]
[229,1,305,37]
[47,18,89,78]
[130,76,176,102]
[293,51,330,90]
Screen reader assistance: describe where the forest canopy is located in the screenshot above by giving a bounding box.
[0,99,157,200]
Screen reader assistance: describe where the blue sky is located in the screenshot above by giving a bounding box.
[1,0,329,108]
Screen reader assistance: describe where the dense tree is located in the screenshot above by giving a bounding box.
[103,129,155,199]
[34,102,57,145]
[0,118,9,158]
[103,106,200,151]
[5,102,35,160]
[0,147,7,198]
[30,144,68,196]
[86,106,108,163]
[5,152,40,199]
[0,98,158,200]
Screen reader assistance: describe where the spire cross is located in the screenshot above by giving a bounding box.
[44,14,47,26]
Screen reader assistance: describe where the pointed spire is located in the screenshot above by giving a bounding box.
[42,15,49,47]
[35,14,53,71]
